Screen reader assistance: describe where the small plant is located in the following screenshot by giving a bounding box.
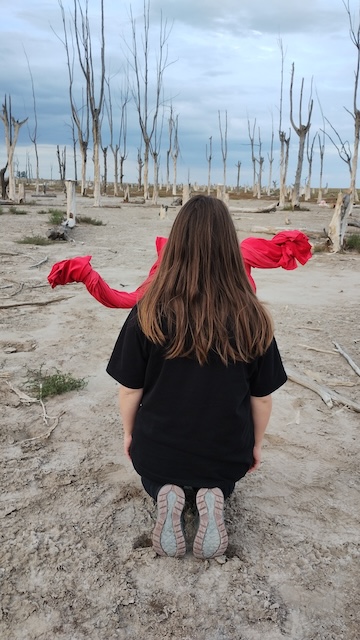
[10,206,27,215]
[0,206,3,215]
[37,209,49,215]
[27,366,87,400]
[17,235,52,245]
[78,215,104,226]
[345,233,360,252]
[48,208,65,225]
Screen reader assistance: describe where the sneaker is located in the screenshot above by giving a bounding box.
[152,485,186,557]
[193,487,228,559]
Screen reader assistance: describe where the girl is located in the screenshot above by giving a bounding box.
[107,195,287,559]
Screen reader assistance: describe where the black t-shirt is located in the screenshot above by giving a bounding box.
[106,306,287,487]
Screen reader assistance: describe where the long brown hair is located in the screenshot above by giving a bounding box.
[137,195,273,364]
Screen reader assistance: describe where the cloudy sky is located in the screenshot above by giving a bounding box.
[0,0,359,189]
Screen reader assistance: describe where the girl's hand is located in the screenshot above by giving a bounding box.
[123,434,132,461]
[248,444,262,473]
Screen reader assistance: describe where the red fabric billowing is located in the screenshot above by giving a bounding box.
[240,230,312,290]
[47,231,312,308]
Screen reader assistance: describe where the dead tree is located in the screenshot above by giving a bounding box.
[101,145,108,194]
[206,136,212,195]
[74,0,105,206]
[105,76,130,195]
[218,110,228,189]
[24,49,40,195]
[316,91,326,203]
[137,145,144,191]
[170,109,179,196]
[289,62,313,207]
[323,117,352,177]
[267,114,274,196]
[343,0,360,203]
[56,145,66,185]
[247,118,257,197]
[305,131,317,201]
[126,1,172,201]
[235,160,241,190]
[56,2,90,197]
[166,105,173,192]
[255,127,264,199]
[0,96,27,201]
[278,39,291,208]
[328,191,352,252]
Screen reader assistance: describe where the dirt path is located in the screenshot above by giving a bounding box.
[1,195,359,639]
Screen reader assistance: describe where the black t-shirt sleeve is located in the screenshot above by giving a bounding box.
[249,337,287,397]
[106,307,148,388]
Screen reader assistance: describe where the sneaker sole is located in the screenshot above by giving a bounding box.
[152,485,186,557]
[193,488,228,559]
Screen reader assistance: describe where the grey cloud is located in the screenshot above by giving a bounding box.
[151,0,344,36]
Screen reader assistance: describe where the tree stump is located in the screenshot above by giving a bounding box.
[328,191,352,252]
[65,181,77,226]
[182,184,190,205]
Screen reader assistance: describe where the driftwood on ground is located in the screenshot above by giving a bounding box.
[286,366,360,412]
[333,342,360,376]
[0,296,73,309]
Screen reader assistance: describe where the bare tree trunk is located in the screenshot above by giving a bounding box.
[171,111,179,196]
[305,132,316,201]
[206,136,212,195]
[56,145,66,186]
[328,192,352,252]
[0,163,8,199]
[0,96,27,202]
[143,145,150,201]
[152,152,159,204]
[236,161,241,190]
[290,63,313,208]
[102,145,107,195]
[278,39,290,209]
[24,51,40,195]
[93,117,102,205]
[66,180,77,224]
[267,117,274,196]
[218,110,228,188]
[247,118,257,197]
[344,1,360,204]
[137,147,144,191]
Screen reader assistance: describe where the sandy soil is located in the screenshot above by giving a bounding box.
[1,193,359,640]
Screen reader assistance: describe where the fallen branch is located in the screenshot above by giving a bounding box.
[29,256,48,269]
[333,342,360,376]
[9,283,24,297]
[298,343,338,355]
[0,296,73,309]
[17,411,65,445]
[286,366,360,412]
[6,381,38,403]
[348,218,360,229]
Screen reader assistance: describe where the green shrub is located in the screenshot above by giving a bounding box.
[10,206,27,215]
[345,234,360,252]
[48,208,65,225]
[78,215,104,226]
[17,235,51,245]
[27,367,87,400]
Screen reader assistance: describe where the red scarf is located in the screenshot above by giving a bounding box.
[47,231,312,308]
